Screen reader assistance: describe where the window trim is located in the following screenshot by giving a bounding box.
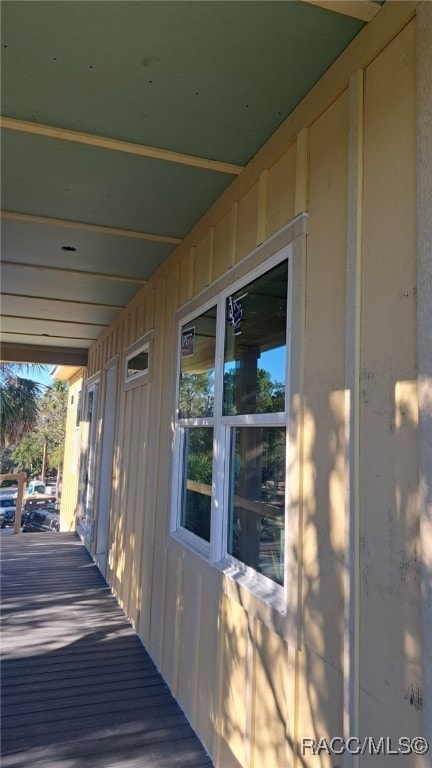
[171,243,293,612]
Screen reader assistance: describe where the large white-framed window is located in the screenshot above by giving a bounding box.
[172,244,292,608]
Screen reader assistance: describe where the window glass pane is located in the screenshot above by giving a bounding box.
[228,426,285,585]
[181,427,213,542]
[223,261,287,415]
[75,390,82,427]
[179,307,217,418]
[127,349,148,378]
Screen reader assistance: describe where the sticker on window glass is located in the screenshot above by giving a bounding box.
[227,296,243,335]
[181,327,195,357]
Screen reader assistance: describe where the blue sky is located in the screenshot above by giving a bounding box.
[21,365,54,388]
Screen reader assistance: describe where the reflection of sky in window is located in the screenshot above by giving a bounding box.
[224,346,286,384]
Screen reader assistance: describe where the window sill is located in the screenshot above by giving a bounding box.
[215,558,296,642]
[170,528,210,561]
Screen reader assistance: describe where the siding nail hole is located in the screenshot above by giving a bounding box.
[61,246,77,252]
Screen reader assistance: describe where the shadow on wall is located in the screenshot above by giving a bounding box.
[87,357,423,767]
[218,377,422,768]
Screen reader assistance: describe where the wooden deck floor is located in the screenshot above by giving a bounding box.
[1,532,213,768]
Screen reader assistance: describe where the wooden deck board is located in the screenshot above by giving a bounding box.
[1,533,213,768]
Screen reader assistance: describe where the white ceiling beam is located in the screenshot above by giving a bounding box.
[1,211,182,246]
[0,117,244,175]
[2,260,146,284]
[1,314,106,328]
[2,292,124,309]
[2,331,96,342]
[299,0,381,23]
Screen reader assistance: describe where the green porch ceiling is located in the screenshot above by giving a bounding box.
[1,2,364,163]
[0,0,379,364]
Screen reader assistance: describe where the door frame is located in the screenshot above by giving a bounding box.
[94,356,119,575]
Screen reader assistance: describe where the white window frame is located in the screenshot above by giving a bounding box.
[171,244,292,613]
[77,372,100,541]
[124,329,154,389]
[71,387,82,476]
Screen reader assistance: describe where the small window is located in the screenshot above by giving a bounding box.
[124,331,153,387]
[126,347,149,379]
[75,390,82,427]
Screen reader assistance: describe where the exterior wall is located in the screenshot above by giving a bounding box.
[63,5,429,767]
[59,369,85,532]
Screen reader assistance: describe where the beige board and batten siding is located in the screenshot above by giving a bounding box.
[59,369,86,532]
[78,6,425,768]
[360,20,422,754]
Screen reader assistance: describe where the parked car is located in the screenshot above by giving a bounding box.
[0,492,18,528]
[21,497,60,525]
[0,479,59,528]
[27,479,57,497]
[0,485,21,528]
[27,480,47,495]
[22,505,59,533]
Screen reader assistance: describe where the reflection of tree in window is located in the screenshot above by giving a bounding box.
[229,427,285,585]
[179,306,217,419]
[181,427,213,542]
[223,261,287,416]
[224,261,288,585]
[223,368,284,416]
[178,373,214,419]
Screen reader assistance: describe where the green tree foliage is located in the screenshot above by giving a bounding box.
[178,372,214,418]
[223,367,285,415]
[0,446,15,474]
[11,435,44,477]
[183,427,213,542]
[11,382,68,477]
[0,363,45,447]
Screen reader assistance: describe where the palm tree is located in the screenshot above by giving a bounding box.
[0,363,45,447]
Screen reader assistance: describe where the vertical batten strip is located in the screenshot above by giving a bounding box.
[190,246,197,297]
[214,592,227,768]
[229,202,238,267]
[187,248,195,301]
[172,557,184,696]
[208,226,215,287]
[244,616,257,768]
[290,232,307,768]
[293,647,301,768]
[294,129,309,216]
[191,574,203,727]
[257,170,269,245]
[417,2,432,757]
[344,69,364,768]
